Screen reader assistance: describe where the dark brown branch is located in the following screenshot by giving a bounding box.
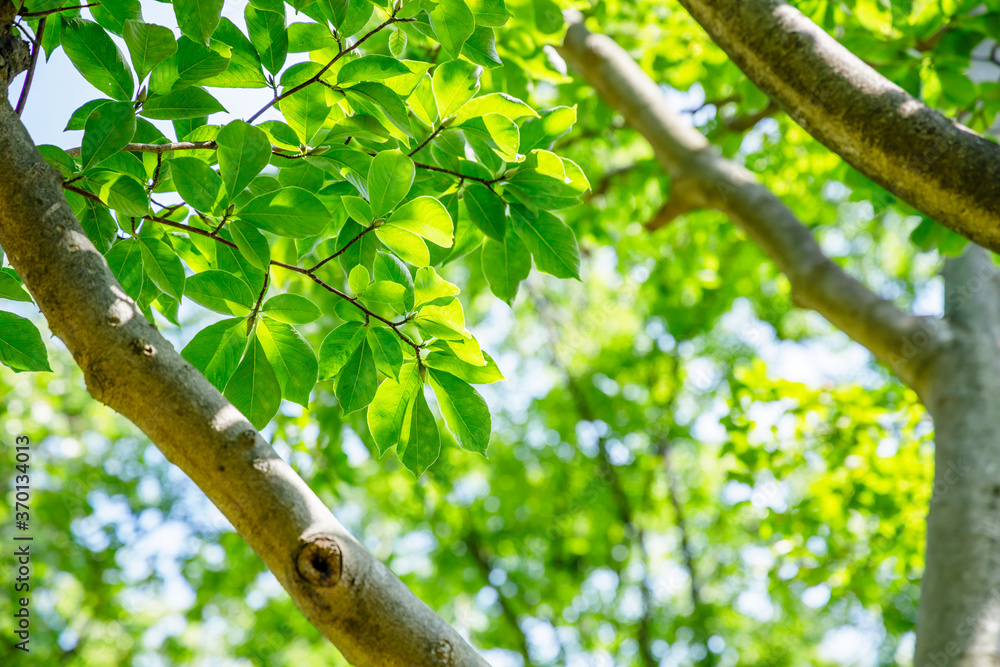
[408,123,446,158]
[20,2,99,17]
[63,182,104,205]
[14,16,43,116]
[246,16,410,123]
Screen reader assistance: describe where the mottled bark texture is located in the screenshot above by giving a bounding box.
[562,17,1000,666]
[0,18,487,667]
[675,0,1000,254]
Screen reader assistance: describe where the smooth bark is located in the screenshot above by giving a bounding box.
[562,18,1000,664]
[675,0,1000,253]
[559,16,942,394]
[0,38,488,667]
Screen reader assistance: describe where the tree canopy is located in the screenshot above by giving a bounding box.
[1,0,998,664]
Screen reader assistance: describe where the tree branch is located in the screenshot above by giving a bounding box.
[14,16,42,116]
[0,95,488,667]
[560,17,943,392]
[672,0,1000,253]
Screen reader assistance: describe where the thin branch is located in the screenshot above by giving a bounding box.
[143,213,421,354]
[306,225,376,273]
[20,2,99,17]
[465,530,534,664]
[560,17,941,392]
[408,123,446,158]
[63,183,104,205]
[246,16,410,123]
[15,17,44,116]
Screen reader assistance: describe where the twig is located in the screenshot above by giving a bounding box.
[20,2,100,17]
[246,16,410,123]
[63,183,104,205]
[408,123,446,157]
[15,17,44,117]
[143,213,421,354]
[306,225,376,273]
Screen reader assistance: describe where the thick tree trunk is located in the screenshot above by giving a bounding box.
[917,246,1000,666]
[673,0,1000,253]
[0,28,487,667]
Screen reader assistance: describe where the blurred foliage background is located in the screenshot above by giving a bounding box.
[4,0,991,662]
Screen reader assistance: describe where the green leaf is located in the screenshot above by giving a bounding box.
[123,19,177,82]
[104,239,144,302]
[374,251,414,310]
[367,149,415,218]
[0,312,51,373]
[426,0,475,59]
[66,99,111,131]
[519,105,576,153]
[467,0,511,26]
[461,113,518,161]
[337,55,414,84]
[138,237,185,300]
[170,157,227,214]
[217,120,272,200]
[337,219,381,271]
[61,19,135,101]
[230,220,271,271]
[91,0,143,35]
[343,82,413,140]
[181,317,248,390]
[424,345,504,383]
[81,101,136,170]
[375,225,430,267]
[367,327,403,380]
[462,183,505,241]
[141,86,226,119]
[335,336,378,413]
[398,386,440,476]
[428,368,490,454]
[414,266,459,307]
[261,293,320,324]
[174,0,223,46]
[280,85,331,145]
[288,22,337,52]
[481,232,530,304]
[245,5,287,76]
[203,18,268,88]
[343,195,373,224]
[89,171,149,216]
[389,26,407,57]
[409,74,437,126]
[186,270,255,315]
[367,362,421,455]
[414,298,467,340]
[318,321,366,380]
[432,59,481,118]
[364,280,408,307]
[533,0,563,33]
[0,270,32,303]
[382,196,454,247]
[510,207,581,280]
[453,92,537,124]
[238,187,331,238]
[349,264,370,295]
[257,317,318,407]
[462,26,502,69]
[224,336,281,429]
[149,36,229,94]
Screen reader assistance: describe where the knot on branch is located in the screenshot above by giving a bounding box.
[431,639,454,664]
[296,536,343,588]
[237,428,257,448]
[129,337,156,357]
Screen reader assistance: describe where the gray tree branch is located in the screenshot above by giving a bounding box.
[0,88,488,667]
[674,0,1000,253]
[559,16,942,393]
